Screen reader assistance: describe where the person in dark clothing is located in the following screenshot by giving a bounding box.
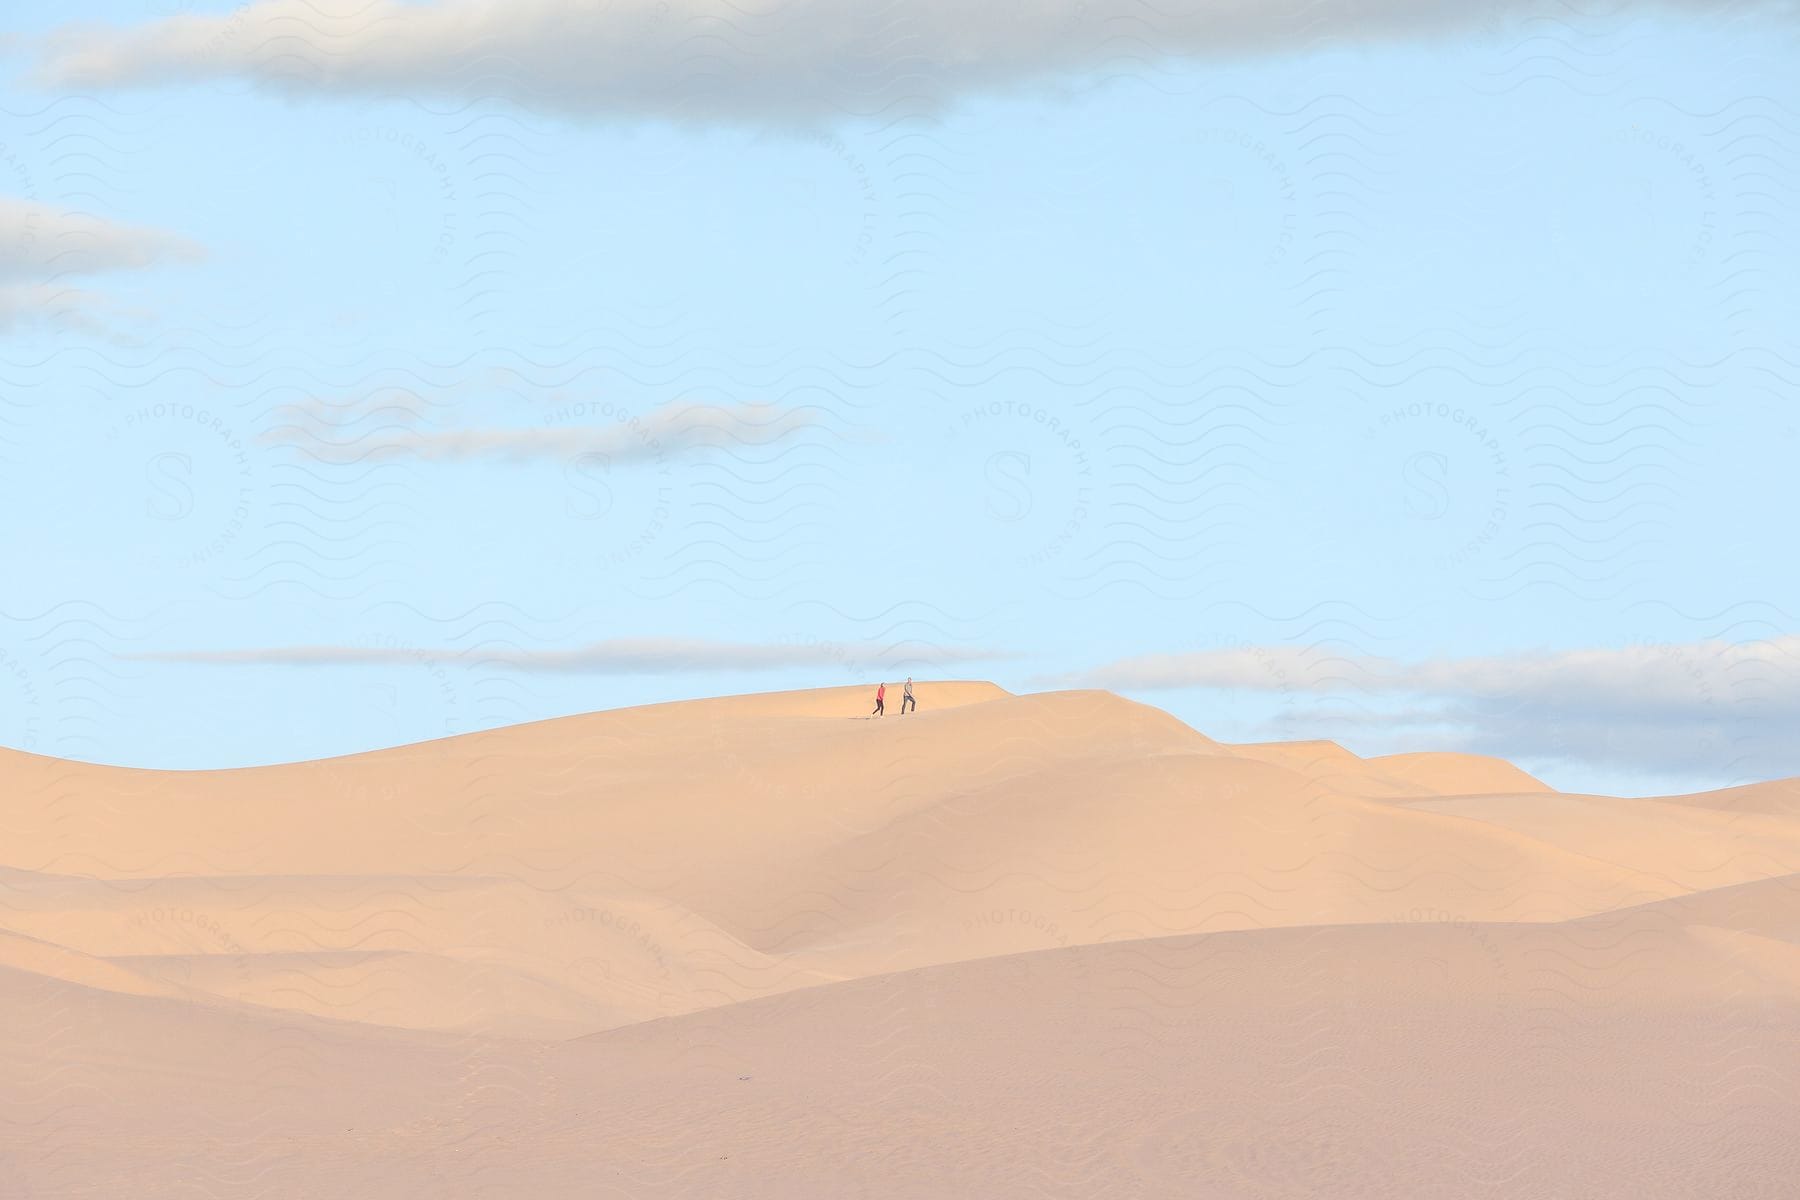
[900,677,916,714]
[872,681,886,716]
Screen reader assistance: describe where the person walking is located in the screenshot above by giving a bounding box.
[900,677,915,714]
[872,681,886,717]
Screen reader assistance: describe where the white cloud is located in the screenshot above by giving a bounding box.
[263,394,827,463]
[0,196,201,283]
[1074,638,1800,702]
[0,196,202,333]
[128,635,1012,672]
[33,0,1754,123]
[1070,637,1800,783]
[0,282,100,334]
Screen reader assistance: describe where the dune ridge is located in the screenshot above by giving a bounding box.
[4,683,1798,1197]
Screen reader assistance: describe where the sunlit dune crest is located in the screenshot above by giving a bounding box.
[5,683,1798,1196]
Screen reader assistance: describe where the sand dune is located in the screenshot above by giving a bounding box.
[1223,739,1549,799]
[4,683,1799,1196]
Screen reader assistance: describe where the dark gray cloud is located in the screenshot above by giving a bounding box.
[33,0,1763,123]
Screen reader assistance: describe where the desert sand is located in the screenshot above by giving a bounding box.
[3,683,1798,1197]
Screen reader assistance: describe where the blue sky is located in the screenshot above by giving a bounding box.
[2,0,1797,795]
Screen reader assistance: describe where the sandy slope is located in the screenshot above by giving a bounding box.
[4,683,1799,1197]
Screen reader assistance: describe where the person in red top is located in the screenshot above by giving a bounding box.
[872,682,886,716]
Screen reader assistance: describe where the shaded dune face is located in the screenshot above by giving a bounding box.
[4,684,1799,1197]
